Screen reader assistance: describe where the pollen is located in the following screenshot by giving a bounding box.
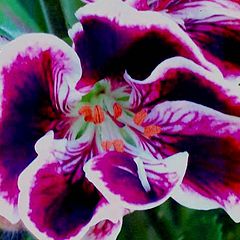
[78,105,93,122]
[113,102,122,119]
[112,139,124,152]
[144,125,161,138]
[101,140,112,151]
[133,109,148,125]
[93,105,105,124]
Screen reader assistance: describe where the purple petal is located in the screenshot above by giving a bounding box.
[69,0,217,92]
[0,33,81,221]
[144,100,240,221]
[84,151,188,210]
[167,0,240,78]
[125,58,240,117]
[18,133,122,240]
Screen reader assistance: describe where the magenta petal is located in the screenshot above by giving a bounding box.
[145,100,240,221]
[167,0,240,78]
[0,33,81,217]
[18,133,122,240]
[125,58,240,117]
[69,0,216,91]
[84,151,188,210]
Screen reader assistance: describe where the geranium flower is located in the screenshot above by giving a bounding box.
[0,0,239,239]
[76,0,240,221]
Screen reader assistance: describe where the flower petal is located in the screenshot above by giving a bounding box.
[69,0,217,92]
[84,151,188,210]
[167,0,240,78]
[0,33,81,221]
[125,57,240,116]
[144,100,240,221]
[82,219,122,240]
[18,132,122,240]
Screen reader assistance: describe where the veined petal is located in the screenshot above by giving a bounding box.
[144,100,240,221]
[167,0,240,78]
[84,151,188,210]
[82,219,122,240]
[0,33,81,219]
[18,132,122,240]
[125,57,240,116]
[126,0,240,11]
[69,0,218,92]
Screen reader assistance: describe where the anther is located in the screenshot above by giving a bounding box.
[93,105,105,124]
[112,139,124,152]
[133,109,148,126]
[78,105,93,122]
[101,140,112,151]
[144,125,161,138]
[113,102,122,119]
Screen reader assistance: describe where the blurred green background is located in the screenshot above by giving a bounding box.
[1,0,240,239]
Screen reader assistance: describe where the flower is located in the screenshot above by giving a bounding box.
[74,0,240,221]
[0,0,240,239]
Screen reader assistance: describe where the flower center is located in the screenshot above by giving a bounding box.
[75,80,161,154]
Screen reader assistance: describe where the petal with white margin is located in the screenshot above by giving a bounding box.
[18,132,123,240]
[69,0,218,92]
[143,100,240,222]
[0,33,81,223]
[125,57,240,117]
[84,151,188,210]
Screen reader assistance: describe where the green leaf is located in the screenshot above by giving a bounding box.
[37,0,68,37]
[59,0,85,28]
[181,211,223,240]
[118,211,160,240]
[0,0,42,39]
[17,0,47,32]
[22,232,36,240]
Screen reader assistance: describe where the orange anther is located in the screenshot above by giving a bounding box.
[101,140,112,151]
[78,105,93,122]
[144,125,161,138]
[112,139,124,152]
[113,102,122,119]
[133,109,148,126]
[93,105,105,124]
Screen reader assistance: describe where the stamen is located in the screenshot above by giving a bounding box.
[101,140,112,151]
[113,102,122,119]
[144,125,161,138]
[133,109,148,125]
[112,139,124,152]
[78,105,93,122]
[93,105,105,124]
